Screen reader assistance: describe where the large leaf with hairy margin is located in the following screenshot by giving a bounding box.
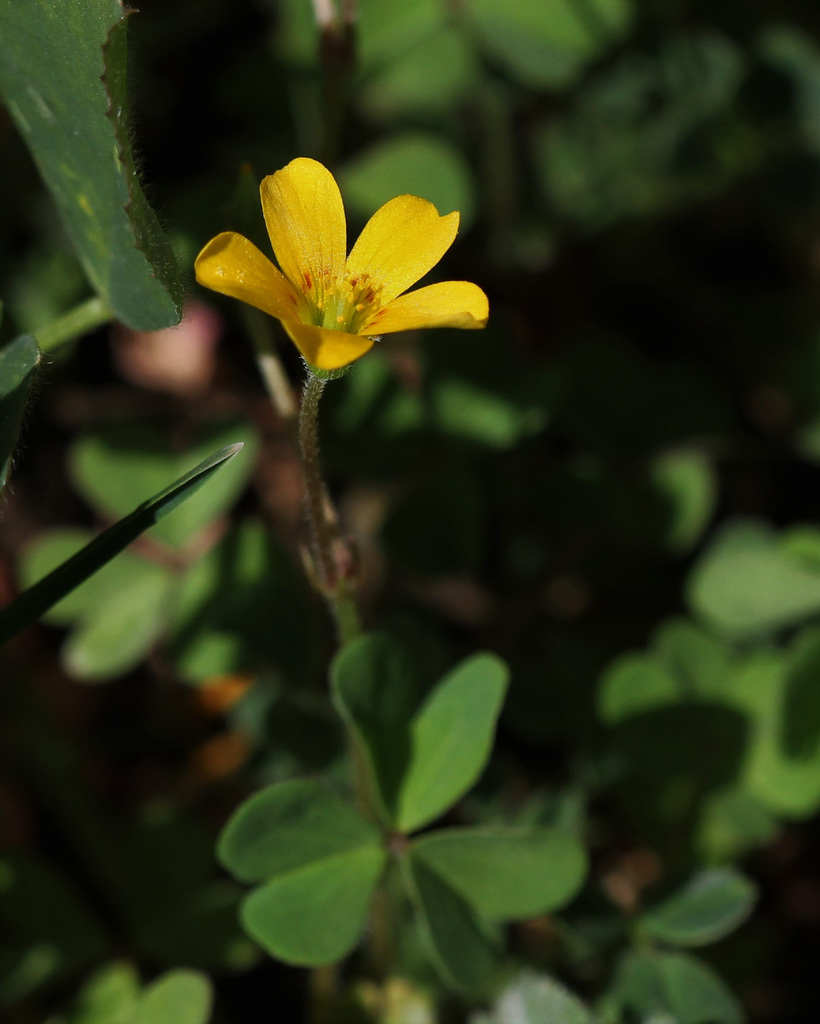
[0,443,243,645]
[0,335,40,495]
[0,0,181,329]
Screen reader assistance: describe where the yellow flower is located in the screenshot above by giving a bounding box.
[194,158,489,371]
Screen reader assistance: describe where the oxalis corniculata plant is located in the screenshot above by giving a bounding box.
[195,156,590,1012]
[2,0,787,1022]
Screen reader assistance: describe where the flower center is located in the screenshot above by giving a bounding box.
[301,269,383,335]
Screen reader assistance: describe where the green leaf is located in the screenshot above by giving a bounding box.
[355,0,444,71]
[598,619,734,725]
[69,962,140,1024]
[687,519,820,638]
[412,827,587,920]
[782,625,820,758]
[640,869,757,948]
[467,0,633,90]
[217,779,382,884]
[535,32,744,230]
[241,845,386,966]
[397,653,509,833]
[654,619,733,700]
[650,448,717,552]
[0,335,40,495]
[611,950,744,1024]
[403,855,499,993]
[0,443,244,645]
[0,1,181,328]
[726,651,820,817]
[360,29,478,120]
[598,654,680,725]
[70,422,258,549]
[696,788,778,862]
[135,969,212,1024]
[340,133,476,228]
[21,531,175,680]
[430,377,548,450]
[62,561,174,681]
[473,971,594,1024]
[331,632,421,823]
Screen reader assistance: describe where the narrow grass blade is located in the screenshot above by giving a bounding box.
[0,443,243,645]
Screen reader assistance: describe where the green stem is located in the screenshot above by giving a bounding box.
[297,371,363,647]
[299,373,335,589]
[33,296,112,351]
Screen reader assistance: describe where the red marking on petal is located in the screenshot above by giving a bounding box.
[303,271,313,290]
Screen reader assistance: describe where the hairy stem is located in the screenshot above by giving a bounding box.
[299,372,335,590]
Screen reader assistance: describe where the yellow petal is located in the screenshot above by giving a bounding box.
[364,281,489,335]
[346,195,459,305]
[283,321,375,371]
[195,232,299,320]
[260,158,347,298]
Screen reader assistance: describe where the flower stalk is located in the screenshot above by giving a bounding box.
[297,370,361,646]
[298,371,334,590]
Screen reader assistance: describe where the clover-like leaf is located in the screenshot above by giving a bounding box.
[241,846,386,966]
[218,780,387,967]
[135,970,213,1024]
[331,632,421,823]
[402,854,499,994]
[640,868,757,948]
[412,827,587,921]
[610,950,743,1024]
[396,653,509,832]
[688,519,820,638]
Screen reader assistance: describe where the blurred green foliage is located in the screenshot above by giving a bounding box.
[5,0,820,1021]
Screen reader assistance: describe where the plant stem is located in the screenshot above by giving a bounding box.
[299,372,335,588]
[33,295,112,351]
[308,963,338,1024]
[297,371,362,647]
